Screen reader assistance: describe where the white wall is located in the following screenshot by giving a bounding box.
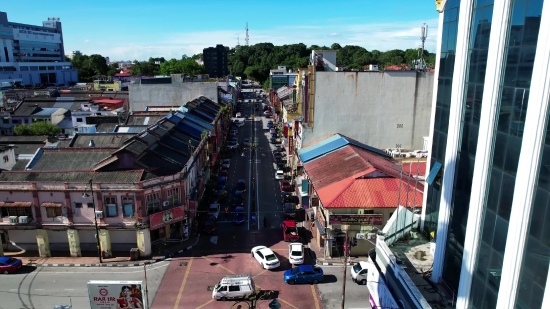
[129,81,218,111]
[0,147,16,170]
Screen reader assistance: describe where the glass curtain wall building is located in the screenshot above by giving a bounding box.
[423,0,549,308]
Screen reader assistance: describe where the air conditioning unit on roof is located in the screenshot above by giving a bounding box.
[18,216,29,224]
[9,216,18,224]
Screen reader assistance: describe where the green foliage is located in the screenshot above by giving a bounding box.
[227,43,435,84]
[159,58,208,76]
[107,63,120,77]
[14,121,61,137]
[130,57,165,76]
[70,54,109,82]
[263,79,270,89]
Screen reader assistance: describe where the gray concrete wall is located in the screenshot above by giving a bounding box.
[129,81,218,111]
[303,71,433,150]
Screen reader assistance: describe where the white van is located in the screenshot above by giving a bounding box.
[212,275,255,301]
[350,261,369,285]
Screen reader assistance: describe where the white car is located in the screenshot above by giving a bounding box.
[243,138,251,147]
[208,203,220,219]
[236,112,242,117]
[251,246,280,270]
[221,159,231,169]
[275,170,284,180]
[227,143,239,149]
[289,243,304,265]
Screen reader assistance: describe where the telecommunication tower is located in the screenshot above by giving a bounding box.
[420,23,428,68]
[245,22,249,46]
[237,35,240,46]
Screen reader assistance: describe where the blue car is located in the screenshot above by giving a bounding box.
[233,206,245,224]
[283,265,324,285]
[217,176,227,190]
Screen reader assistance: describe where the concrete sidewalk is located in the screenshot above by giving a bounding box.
[308,238,369,266]
[10,234,201,267]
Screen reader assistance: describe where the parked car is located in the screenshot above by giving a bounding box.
[275,170,284,180]
[282,193,300,204]
[236,112,242,117]
[273,154,282,161]
[233,120,244,127]
[219,169,228,177]
[283,265,324,285]
[264,113,272,118]
[280,180,293,191]
[217,177,227,190]
[282,220,300,242]
[243,138,251,147]
[288,242,305,265]
[276,162,286,171]
[221,159,231,169]
[236,179,246,192]
[204,216,217,234]
[251,246,280,270]
[283,203,297,219]
[216,190,228,203]
[227,142,239,150]
[231,129,238,135]
[267,122,274,129]
[0,257,22,274]
[270,137,280,144]
[233,206,245,225]
[270,128,276,135]
[208,203,220,219]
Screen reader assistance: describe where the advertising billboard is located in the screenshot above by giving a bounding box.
[87,280,148,309]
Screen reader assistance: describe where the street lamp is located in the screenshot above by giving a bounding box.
[82,179,103,263]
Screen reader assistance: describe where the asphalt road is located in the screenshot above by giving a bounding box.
[0,261,170,309]
[317,265,372,309]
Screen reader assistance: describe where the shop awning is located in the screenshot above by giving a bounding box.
[315,218,326,235]
[41,202,63,208]
[0,202,32,207]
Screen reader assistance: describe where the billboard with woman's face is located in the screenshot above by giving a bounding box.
[87,280,147,309]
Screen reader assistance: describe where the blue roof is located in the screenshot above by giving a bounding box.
[164,112,183,124]
[297,134,391,164]
[184,113,214,131]
[297,134,348,163]
[33,108,62,116]
[175,121,201,139]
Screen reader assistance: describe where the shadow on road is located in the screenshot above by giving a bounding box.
[14,265,38,274]
[319,274,338,284]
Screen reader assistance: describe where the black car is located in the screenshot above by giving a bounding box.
[276,162,286,170]
[284,203,298,219]
[283,194,300,204]
[216,190,228,203]
[236,179,247,191]
[233,190,244,206]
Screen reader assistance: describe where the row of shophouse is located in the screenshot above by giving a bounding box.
[269,49,431,258]
[0,87,236,258]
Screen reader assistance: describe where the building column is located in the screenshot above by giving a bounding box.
[421,5,445,231]
[98,229,112,258]
[455,0,513,307]
[497,1,550,307]
[431,0,475,283]
[164,225,171,239]
[36,229,51,258]
[136,229,152,257]
[67,229,81,257]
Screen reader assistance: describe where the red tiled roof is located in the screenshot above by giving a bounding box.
[402,162,427,176]
[41,202,62,207]
[0,202,32,207]
[94,99,125,104]
[318,177,423,208]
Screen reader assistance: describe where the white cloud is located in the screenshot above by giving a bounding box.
[83,39,90,43]
[72,18,439,61]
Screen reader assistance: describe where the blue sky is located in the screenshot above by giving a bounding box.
[3,0,439,61]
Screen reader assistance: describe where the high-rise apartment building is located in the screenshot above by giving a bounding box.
[0,11,78,86]
[422,0,549,308]
[202,44,228,78]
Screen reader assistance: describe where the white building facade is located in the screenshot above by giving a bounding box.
[0,12,78,86]
[422,0,550,308]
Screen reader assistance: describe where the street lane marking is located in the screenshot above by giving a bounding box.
[173,257,193,309]
[195,299,214,309]
[278,297,300,309]
[202,256,236,274]
[252,269,269,280]
[310,284,321,309]
[31,261,170,274]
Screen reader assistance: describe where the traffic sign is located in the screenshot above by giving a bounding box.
[326,238,335,241]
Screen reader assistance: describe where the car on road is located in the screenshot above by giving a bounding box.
[289,242,305,265]
[283,265,324,285]
[236,112,242,117]
[233,206,245,225]
[233,190,244,206]
[281,180,293,191]
[228,133,237,140]
[217,177,227,190]
[275,170,284,180]
[270,137,280,144]
[273,153,282,161]
[219,169,228,177]
[227,142,239,150]
[204,216,217,234]
[270,128,276,135]
[350,261,370,285]
[264,113,272,118]
[282,193,300,204]
[233,120,244,127]
[282,220,300,242]
[221,159,231,169]
[231,128,238,135]
[243,138,251,147]
[275,145,282,152]
[251,246,280,270]
[216,190,228,203]
[267,122,274,129]
[276,162,286,171]
[236,179,246,192]
[0,256,22,274]
[284,203,297,219]
[208,203,220,219]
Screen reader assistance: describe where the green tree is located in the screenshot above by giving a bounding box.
[130,60,159,76]
[159,58,207,76]
[107,63,120,77]
[14,122,61,136]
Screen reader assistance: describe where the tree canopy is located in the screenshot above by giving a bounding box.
[159,58,208,76]
[14,121,61,137]
[69,54,109,82]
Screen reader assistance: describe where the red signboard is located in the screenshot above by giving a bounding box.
[329,214,384,225]
[283,125,289,137]
[149,206,185,230]
[288,136,294,155]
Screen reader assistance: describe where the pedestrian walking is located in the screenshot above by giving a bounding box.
[263,216,267,228]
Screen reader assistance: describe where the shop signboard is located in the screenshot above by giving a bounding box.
[87,280,148,309]
[329,214,383,225]
[288,135,294,155]
[149,205,185,230]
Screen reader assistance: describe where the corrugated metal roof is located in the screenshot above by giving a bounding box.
[298,134,347,163]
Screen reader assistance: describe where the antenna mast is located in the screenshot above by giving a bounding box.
[237,35,240,46]
[420,23,428,70]
[245,22,249,46]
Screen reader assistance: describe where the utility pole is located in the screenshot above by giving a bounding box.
[341,231,348,309]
